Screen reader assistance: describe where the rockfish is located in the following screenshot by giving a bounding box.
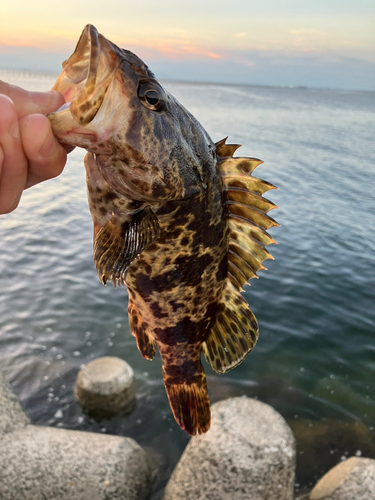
[49,25,278,435]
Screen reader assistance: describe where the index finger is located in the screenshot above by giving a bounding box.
[0,80,65,118]
[0,95,28,213]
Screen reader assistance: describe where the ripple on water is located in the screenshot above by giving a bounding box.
[0,76,374,495]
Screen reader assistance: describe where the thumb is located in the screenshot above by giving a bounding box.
[0,80,65,118]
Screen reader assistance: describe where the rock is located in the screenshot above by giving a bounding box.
[289,418,375,488]
[0,425,151,500]
[0,371,30,435]
[309,457,375,500]
[75,356,136,417]
[163,397,296,500]
[295,491,311,500]
[0,367,150,499]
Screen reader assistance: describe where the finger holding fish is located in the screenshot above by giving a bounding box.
[20,113,68,188]
[0,83,69,214]
[0,79,64,118]
[0,94,28,213]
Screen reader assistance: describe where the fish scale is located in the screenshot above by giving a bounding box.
[48,24,278,435]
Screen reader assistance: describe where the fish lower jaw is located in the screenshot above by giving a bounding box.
[55,129,100,150]
[49,106,115,153]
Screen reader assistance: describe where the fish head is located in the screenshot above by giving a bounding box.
[48,24,143,153]
[49,25,214,201]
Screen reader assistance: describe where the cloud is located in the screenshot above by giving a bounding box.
[151,52,375,91]
[140,43,223,60]
[1,37,374,92]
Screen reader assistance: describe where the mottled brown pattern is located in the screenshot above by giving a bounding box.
[49,25,277,435]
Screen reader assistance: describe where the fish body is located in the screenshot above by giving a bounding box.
[49,25,278,435]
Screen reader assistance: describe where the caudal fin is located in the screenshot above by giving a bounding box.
[165,380,211,435]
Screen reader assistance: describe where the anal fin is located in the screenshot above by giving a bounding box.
[203,280,258,374]
[128,300,156,360]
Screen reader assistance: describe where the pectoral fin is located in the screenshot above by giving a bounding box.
[94,206,160,287]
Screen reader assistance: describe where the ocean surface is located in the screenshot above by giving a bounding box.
[0,69,374,496]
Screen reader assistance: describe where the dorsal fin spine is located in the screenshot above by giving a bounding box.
[215,137,242,158]
[226,187,278,213]
[229,215,277,246]
[230,229,274,262]
[228,202,279,230]
[228,249,258,282]
[228,271,244,292]
[223,173,277,195]
[228,261,247,291]
[229,239,267,273]
[221,157,263,174]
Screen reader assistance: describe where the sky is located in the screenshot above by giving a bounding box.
[1,0,374,91]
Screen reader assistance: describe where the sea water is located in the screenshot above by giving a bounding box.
[0,69,374,496]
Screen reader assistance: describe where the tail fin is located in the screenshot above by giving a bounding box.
[164,379,211,435]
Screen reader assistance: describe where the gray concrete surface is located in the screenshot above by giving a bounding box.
[75,356,136,416]
[309,457,375,500]
[0,371,30,435]
[0,425,151,500]
[163,396,296,500]
[0,371,151,500]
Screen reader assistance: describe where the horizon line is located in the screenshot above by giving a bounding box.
[0,66,374,95]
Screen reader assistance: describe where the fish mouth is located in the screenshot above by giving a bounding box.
[49,24,118,136]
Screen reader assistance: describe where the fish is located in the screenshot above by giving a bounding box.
[48,25,278,435]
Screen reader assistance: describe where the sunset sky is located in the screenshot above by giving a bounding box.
[1,0,374,90]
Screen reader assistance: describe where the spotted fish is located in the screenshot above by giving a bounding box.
[48,25,278,435]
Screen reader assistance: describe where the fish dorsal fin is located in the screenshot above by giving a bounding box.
[215,137,241,158]
[217,139,279,290]
[203,280,258,373]
[202,139,278,374]
[94,206,160,287]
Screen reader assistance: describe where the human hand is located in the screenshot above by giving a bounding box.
[0,80,70,214]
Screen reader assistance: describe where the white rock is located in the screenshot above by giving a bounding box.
[0,371,30,435]
[309,456,375,500]
[0,425,151,500]
[163,397,296,500]
[75,356,135,416]
[0,370,150,500]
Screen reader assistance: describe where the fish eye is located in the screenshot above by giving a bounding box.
[138,81,166,112]
[145,90,159,106]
